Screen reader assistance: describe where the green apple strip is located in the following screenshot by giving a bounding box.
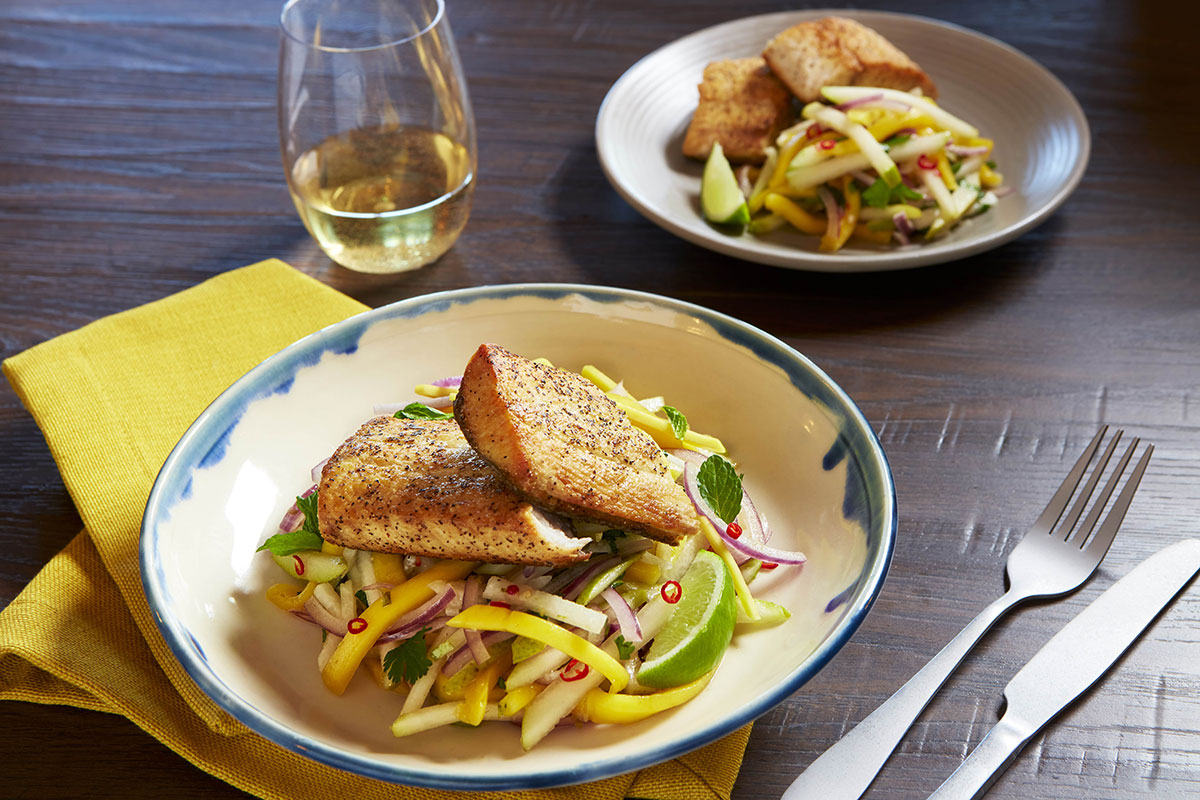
[819,86,979,137]
[787,132,950,191]
[803,102,900,186]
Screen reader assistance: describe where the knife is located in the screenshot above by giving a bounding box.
[926,538,1200,800]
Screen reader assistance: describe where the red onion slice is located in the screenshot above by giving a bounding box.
[833,92,884,111]
[818,186,841,241]
[278,506,304,533]
[601,587,643,643]
[431,376,462,388]
[444,630,514,675]
[682,463,807,566]
[562,555,621,601]
[377,615,448,645]
[946,144,989,157]
[310,458,329,484]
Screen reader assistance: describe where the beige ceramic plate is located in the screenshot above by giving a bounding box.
[596,10,1090,271]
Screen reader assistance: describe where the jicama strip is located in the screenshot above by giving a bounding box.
[787,132,950,191]
[819,86,979,137]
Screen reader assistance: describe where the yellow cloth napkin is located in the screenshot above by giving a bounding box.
[0,258,751,800]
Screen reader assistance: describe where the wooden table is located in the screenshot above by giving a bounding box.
[3,1,1198,797]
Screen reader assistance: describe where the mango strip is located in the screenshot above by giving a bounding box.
[604,393,726,454]
[321,559,477,695]
[763,193,825,236]
[574,670,715,724]
[265,580,316,612]
[936,151,958,191]
[458,645,513,725]
[827,175,861,252]
[698,518,759,620]
[867,112,935,143]
[413,384,455,398]
[852,223,892,245]
[447,606,628,693]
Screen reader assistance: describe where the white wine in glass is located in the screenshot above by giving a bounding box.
[278,0,476,274]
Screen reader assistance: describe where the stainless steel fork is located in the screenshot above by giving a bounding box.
[781,426,1152,800]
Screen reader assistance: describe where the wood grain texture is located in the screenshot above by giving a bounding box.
[3,0,1200,797]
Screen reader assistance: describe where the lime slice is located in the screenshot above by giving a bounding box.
[701,143,750,228]
[636,550,737,689]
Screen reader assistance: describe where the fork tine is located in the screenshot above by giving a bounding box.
[1056,429,1122,541]
[1082,443,1153,559]
[1030,426,1107,536]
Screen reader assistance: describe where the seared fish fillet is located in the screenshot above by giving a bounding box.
[762,17,937,102]
[317,416,587,565]
[682,57,794,165]
[454,344,701,544]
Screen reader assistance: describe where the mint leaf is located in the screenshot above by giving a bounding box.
[395,402,453,420]
[615,635,636,660]
[862,178,892,208]
[295,491,321,536]
[663,406,688,440]
[863,178,924,209]
[256,528,322,556]
[384,627,432,684]
[697,455,743,524]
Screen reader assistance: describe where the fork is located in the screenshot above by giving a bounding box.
[780,426,1152,800]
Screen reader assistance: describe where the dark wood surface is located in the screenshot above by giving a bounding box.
[3,1,1199,797]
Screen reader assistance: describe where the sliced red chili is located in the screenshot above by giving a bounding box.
[346,617,368,634]
[489,601,511,609]
[505,584,519,595]
[292,555,305,576]
[807,124,822,139]
[760,562,779,571]
[661,580,682,604]
[726,522,743,540]
[561,659,590,682]
[917,154,937,170]
[819,139,836,150]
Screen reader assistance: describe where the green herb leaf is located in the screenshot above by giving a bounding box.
[882,134,911,148]
[615,635,636,660]
[384,627,432,684]
[663,406,689,441]
[355,589,368,609]
[602,529,623,554]
[697,455,744,524]
[395,402,453,421]
[296,491,320,534]
[496,677,507,690]
[863,178,924,209]
[255,528,322,556]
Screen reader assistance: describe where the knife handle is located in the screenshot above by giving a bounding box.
[781,590,1020,800]
[927,715,1031,800]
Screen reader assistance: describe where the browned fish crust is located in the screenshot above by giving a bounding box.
[454,344,701,544]
[682,57,794,164]
[317,416,588,565]
[762,17,938,103]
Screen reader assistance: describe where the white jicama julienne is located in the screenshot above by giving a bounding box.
[820,85,979,137]
[802,102,900,186]
[786,132,950,191]
[482,576,608,634]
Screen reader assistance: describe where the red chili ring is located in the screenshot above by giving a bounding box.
[562,659,590,682]
[489,601,510,609]
[918,154,937,170]
[726,522,743,540]
[807,124,822,139]
[292,555,305,576]
[346,617,368,635]
[760,562,779,571]
[505,584,519,595]
[661,580,682,604]
[819,139,836,150]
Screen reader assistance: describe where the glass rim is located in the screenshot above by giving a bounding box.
[278,0,446,54]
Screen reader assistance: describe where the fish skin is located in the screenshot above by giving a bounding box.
[454,344,701,544]
[317,415,588,565]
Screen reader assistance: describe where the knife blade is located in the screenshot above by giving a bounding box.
[927,538,1200,800]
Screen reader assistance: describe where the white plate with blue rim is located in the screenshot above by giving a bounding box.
[596,10,1090,271]
[140,284,896,789]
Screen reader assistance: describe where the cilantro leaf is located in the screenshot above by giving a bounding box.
[862,178,925,209]
[615,635,636,660]
[395,402,453,420]
[355,589,368,609]
[882,134,911,148]
[256,490,323,555]
[384,627,432,684]
[663,406,689,441]
[602,529,623,554]
[696,455,744,524]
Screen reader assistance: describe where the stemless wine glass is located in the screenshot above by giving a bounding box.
[278,0,476,274]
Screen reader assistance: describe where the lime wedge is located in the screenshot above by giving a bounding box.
[701,143,750,228]
[636,550,737,689]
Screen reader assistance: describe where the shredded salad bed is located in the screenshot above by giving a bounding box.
[258,360,804,750]
[728,85,1006,251]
